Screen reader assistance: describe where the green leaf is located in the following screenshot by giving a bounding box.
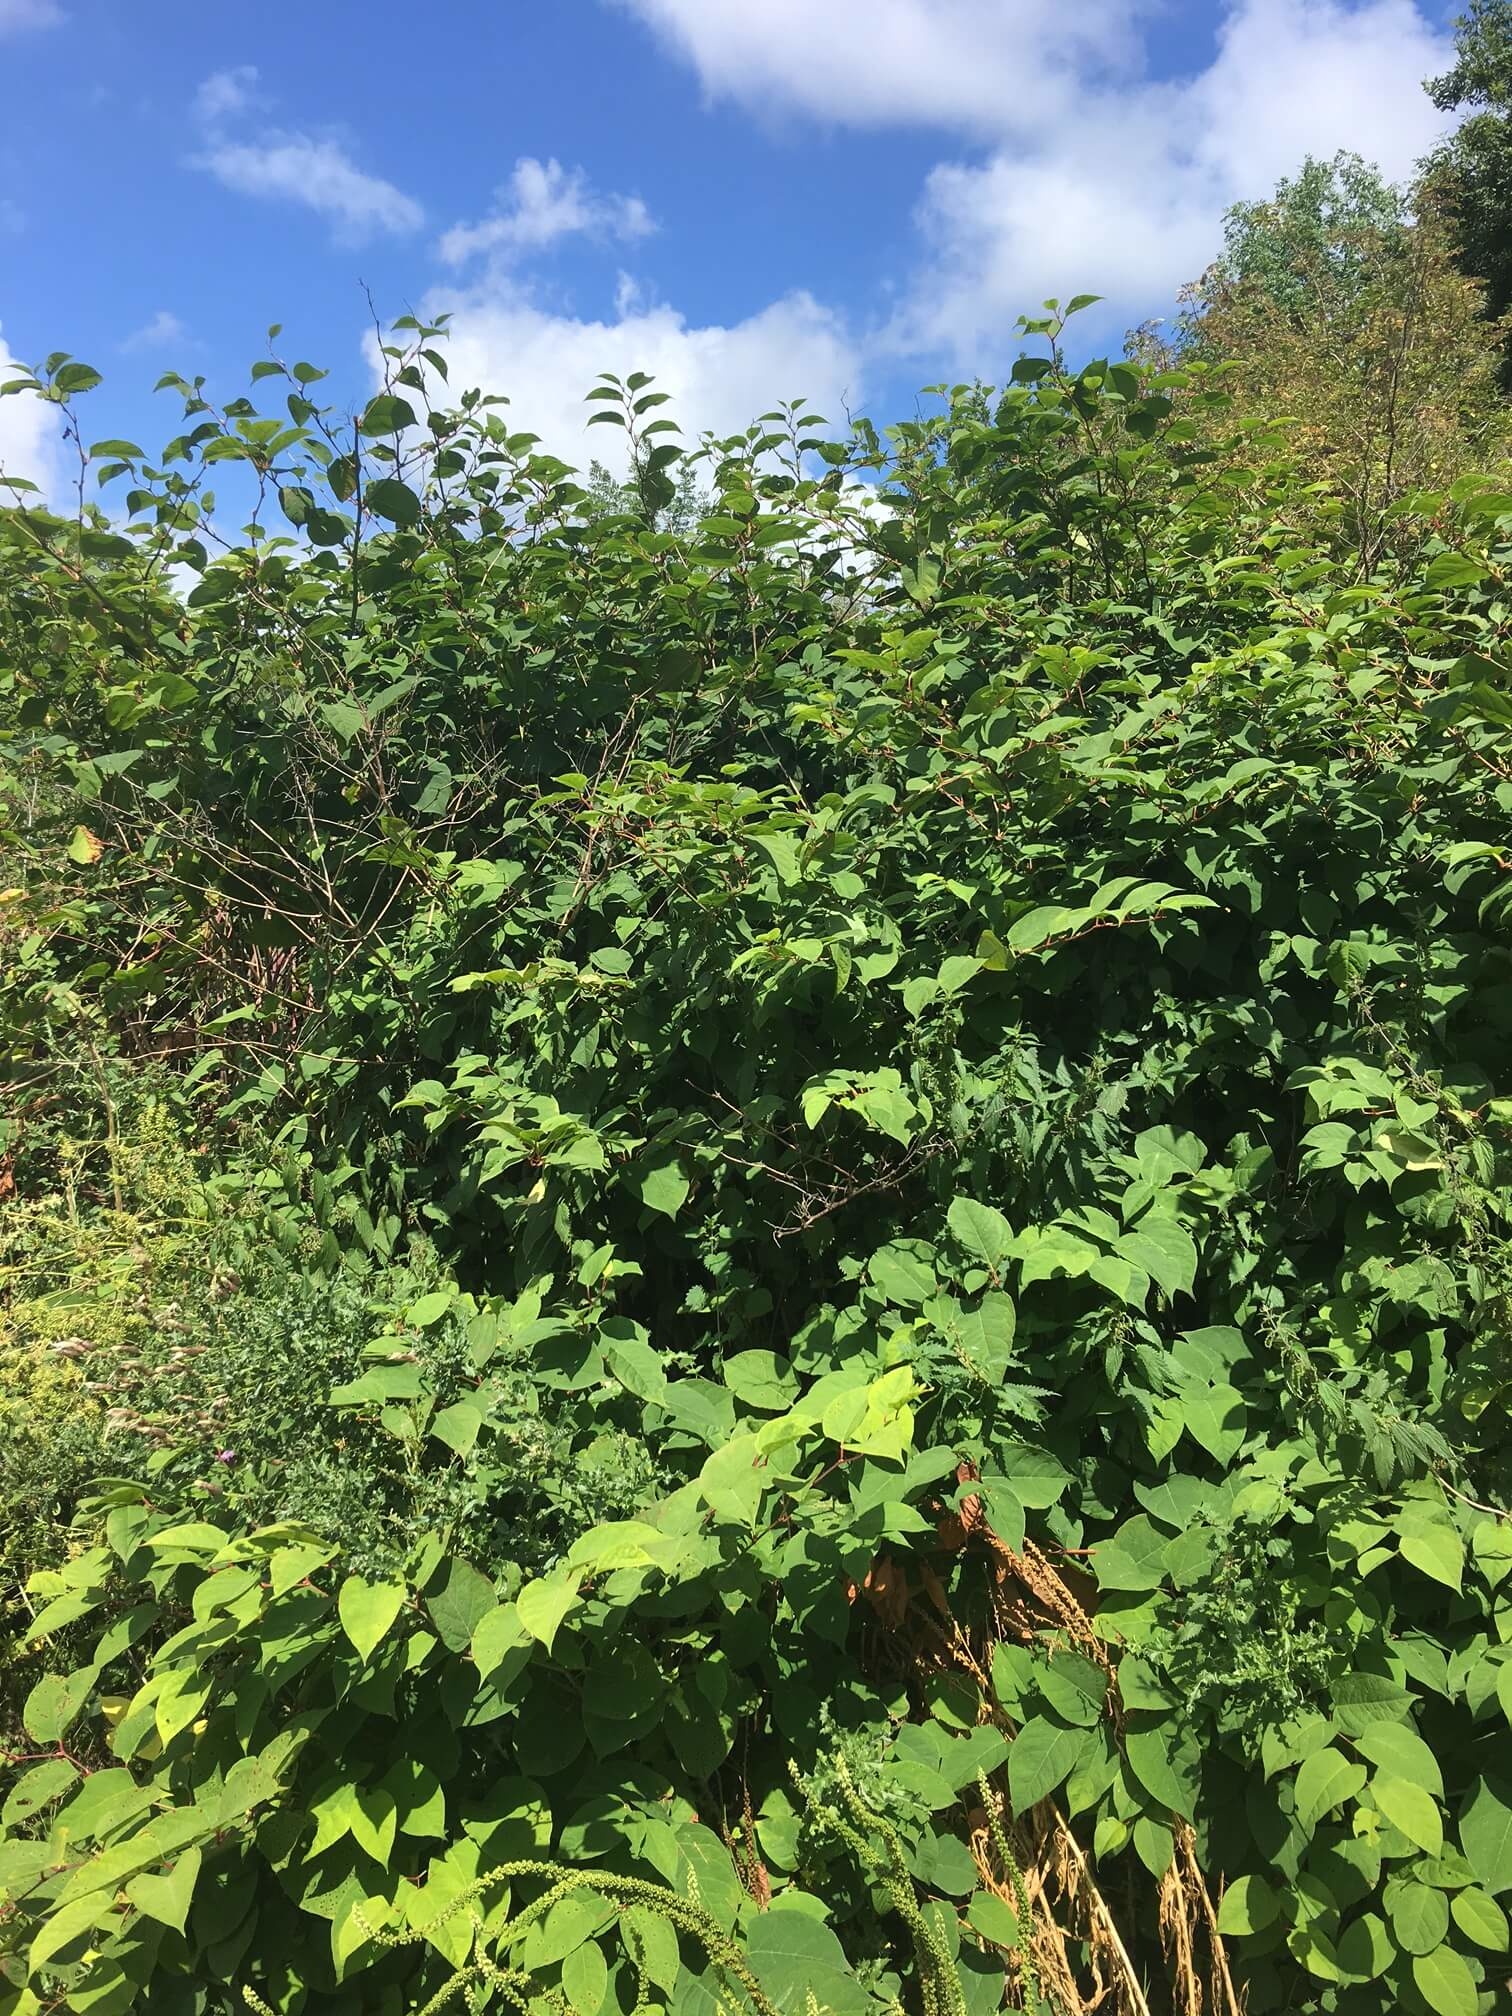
[623,1905,680,1990]
[365,477,421,528]
[1400,1525,1464,1593]
[750,831,800,883]
[1008,1716,1091,1814]
[1125,1726,1194,1819]
[27,1898,106,1977]
[54,361,103,396]
[126,1847,202,1934]
[1461,1775,1512,1894]
[531,1890,615,1967]
[337,1575,407,1662]
[1410,1944,1478,2016]
[1373,1775,1443,1855]
[1331,1671,1413,1737]
[1094,1514,1169,1592]
[1451,1887,1510,1951]
[632,1152,690,1219]
[746,1905,869,2016]
[471,1601,530,1681]
[1357,1721,1443,1796]
[517,1574,580,1652]
[1119,1218,1198,1299]
[1424,551,1487,590]
[24,1668,92,1745]
[3,1758,79,1828]
[1335,1912,1392,1982]
[1034,1652,1105,1728]
[966,1889,1021,1949]
[361,393,416,434]
[1215,1874,1280,1935]
[1182,1384,1247,1465]
[869,1239,937,1306]
[424,1558,495,1652]
[563,1939,609,2015]
[430,1399,484,1456]
[1294,1747,1367,1833]
[947,1198,1013,1275]
[1389,1882,1449,1954]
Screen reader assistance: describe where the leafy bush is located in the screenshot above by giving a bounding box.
[4,306,1512,2016]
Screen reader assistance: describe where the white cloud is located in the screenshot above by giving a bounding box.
[193,65,259,125]
[613,0,1457,367]
[198,137,423,243]
[439,157,653,267]
[375,284,861,475]
[611,0,1143,139]
[190,65,422,246]
[0,325,63,503]
[121,310,191,353]
[0,0,64,36]
[1187,0,1450,197]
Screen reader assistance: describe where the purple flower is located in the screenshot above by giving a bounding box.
[214,1448,237,1465]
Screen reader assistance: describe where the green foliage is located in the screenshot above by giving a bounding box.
[4,297,1512,2016]
[1428,0,1512,389]
[1143,154,1511,574]
[1208,151,1409,323]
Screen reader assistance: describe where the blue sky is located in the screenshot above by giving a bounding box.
[0,0,1465,497]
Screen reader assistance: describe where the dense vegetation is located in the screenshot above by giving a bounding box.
[6,25,1512,2016]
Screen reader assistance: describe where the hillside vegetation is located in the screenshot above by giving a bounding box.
[4,136,1512,2016]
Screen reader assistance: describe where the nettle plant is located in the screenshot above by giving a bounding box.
[3,300,1512,2015]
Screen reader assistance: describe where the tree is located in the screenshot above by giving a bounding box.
[579,453,710,534]
[1204,151,1408,328]
[1141,155,1510,571]
[1427,0,1512,386]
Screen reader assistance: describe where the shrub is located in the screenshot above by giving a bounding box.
[3,308,1512,2016]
